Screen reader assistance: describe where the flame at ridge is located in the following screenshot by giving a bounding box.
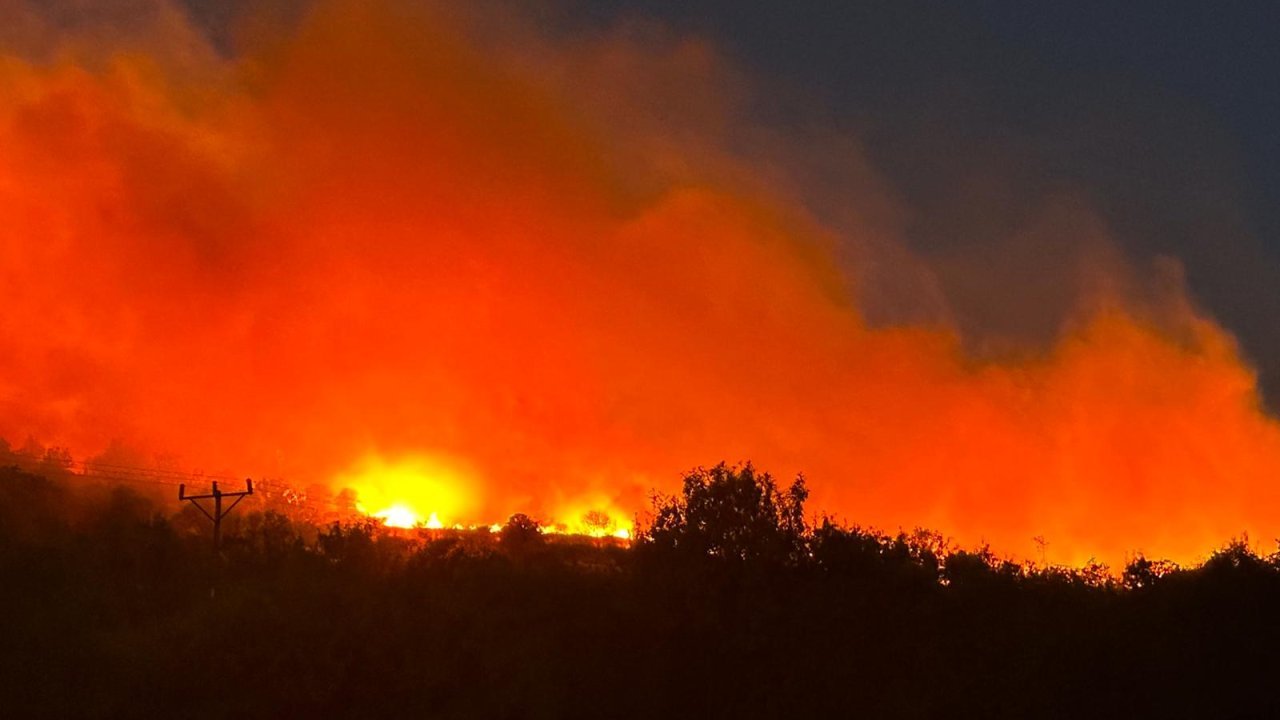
[340,453,478,530]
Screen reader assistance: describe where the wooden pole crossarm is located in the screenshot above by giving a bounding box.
[187,499,216,523]
[222,493,249,516]
[179,480,254,501]
[177,479,254,551]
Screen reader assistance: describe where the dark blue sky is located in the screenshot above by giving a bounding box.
[594,1,1278,236]
[581,1,1280,397]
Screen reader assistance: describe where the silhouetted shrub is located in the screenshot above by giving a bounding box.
[1122,554,1180,590]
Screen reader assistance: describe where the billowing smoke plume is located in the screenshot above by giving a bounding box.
[3,0,1279,564]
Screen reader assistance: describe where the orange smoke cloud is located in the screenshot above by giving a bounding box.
[3,0,1279,565]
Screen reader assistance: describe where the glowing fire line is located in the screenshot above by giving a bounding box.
[345,454,632,538]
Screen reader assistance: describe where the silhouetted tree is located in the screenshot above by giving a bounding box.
[637,462,808,565]
[582,510,612,535]
[500,512,544,553]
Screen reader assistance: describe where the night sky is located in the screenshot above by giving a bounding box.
[584,1,1280,396]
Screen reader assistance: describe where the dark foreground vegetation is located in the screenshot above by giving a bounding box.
[4,462,1280,719]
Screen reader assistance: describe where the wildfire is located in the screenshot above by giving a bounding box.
[348,461,634,539]
[341,454,476,531]
[3,0,1280,567]
[542,505,635,540]
[373,504,420,529]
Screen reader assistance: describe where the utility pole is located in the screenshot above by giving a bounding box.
[180,479,254,552]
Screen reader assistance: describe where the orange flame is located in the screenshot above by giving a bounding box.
[1,1,1278,566]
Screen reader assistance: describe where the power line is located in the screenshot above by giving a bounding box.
[7,453,359,513]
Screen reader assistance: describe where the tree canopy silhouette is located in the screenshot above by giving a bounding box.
[499,512,544,552]
[637,462,808,565]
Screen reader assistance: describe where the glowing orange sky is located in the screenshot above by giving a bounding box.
[3,0,1280,565]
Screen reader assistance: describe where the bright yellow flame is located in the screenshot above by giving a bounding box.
[343,462,635,540]
[374,504,421,529]
[338,453,478,530]
[544,502,634,540]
